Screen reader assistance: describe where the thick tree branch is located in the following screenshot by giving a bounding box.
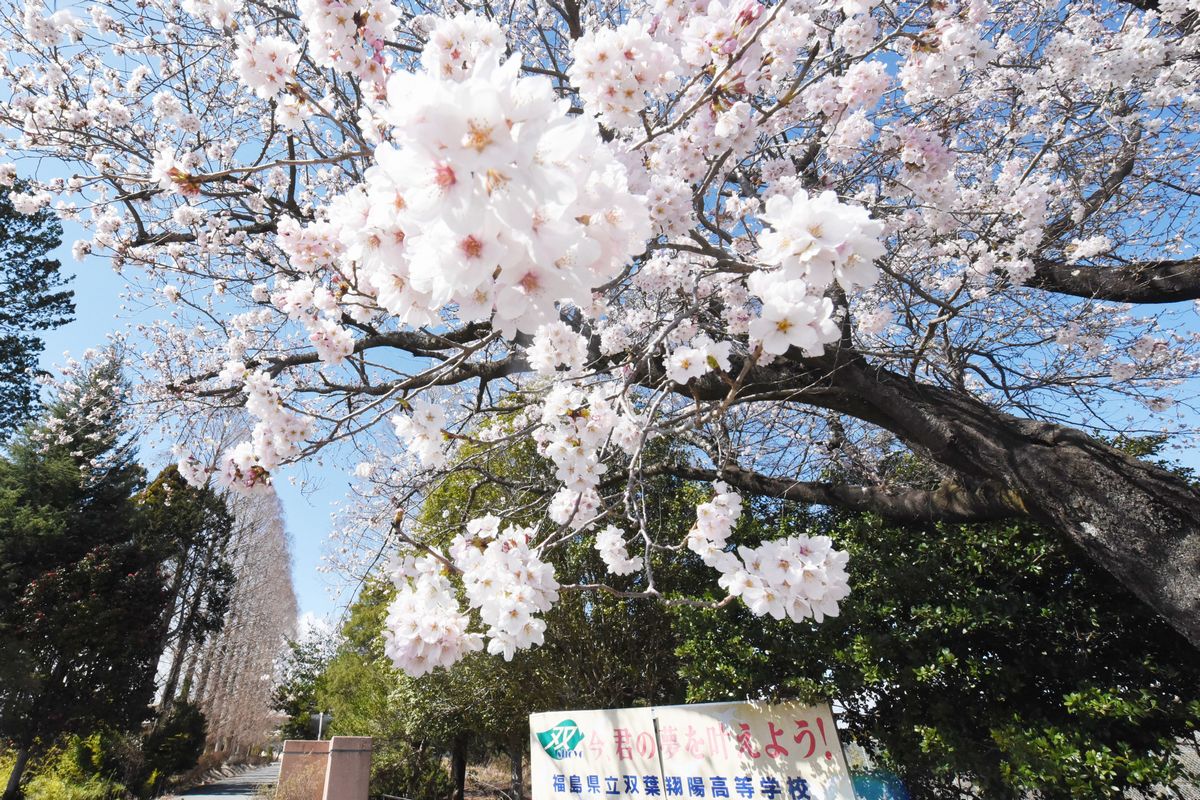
[1029,256,1200,303]
[1023,128,1200,303]
[660,350,1200,647]
[824,358,1200,648]
[666,464,1027,523]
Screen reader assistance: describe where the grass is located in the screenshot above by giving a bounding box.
[464,754,531,800]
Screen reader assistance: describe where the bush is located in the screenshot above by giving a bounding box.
[138,702,207,796]
[1,708,209,800]
[371,741,453,800]
[23,773,126,800]
[21,733,128,800]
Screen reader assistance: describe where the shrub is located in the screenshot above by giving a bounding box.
[138,702,207,796]
[23,772,126,800]
[371,741,453,800]
[21,734,128,800]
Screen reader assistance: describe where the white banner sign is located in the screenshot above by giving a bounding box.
[530,701,855,800]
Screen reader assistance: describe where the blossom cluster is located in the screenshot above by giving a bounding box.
[527,321,590,376]
[384,554,483,677]
[898,4,995,103]
[665,334,732,384]
[594,524,644,576]
[283,16,651,338]
[234,34,298,99]
[383,516,560,674]
[270,277,356,365]
[687,483,851,622]
[297,0,398,86]
[391,399,449,469]
[686,483,746,571]
[276,216,344,273]
[22,0,81,47]
[534,386,642,531]
[569,20,679,129]
[722,535,851,622]
[758,190,885,291]
[420,13,507,80]
[181,0,241,28]
[178,369,314,494]
[452,516,560,659]
[677,0,768,93]
[747,190,885,355]
[233,33,311,129]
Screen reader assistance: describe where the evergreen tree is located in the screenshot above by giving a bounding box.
[0,184,73,441]
[0,353,166,800]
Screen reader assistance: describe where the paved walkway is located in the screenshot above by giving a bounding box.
[180,762,280,798]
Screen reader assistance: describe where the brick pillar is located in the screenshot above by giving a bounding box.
[322,736,372,800]
[278,740,330,800]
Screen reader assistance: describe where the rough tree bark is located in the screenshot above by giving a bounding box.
[678,352,1200,647]
[1030,256,1200,303]
[829,359,1200,646]
[451,733,469,800]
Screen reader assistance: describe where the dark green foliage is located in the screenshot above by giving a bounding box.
[0,353,229,799]
[672,505,1200,799]
[273,633,336,742]
[370,740,455,800]
[138,702,207,798]
[3,541,168,738]
[0,184,73,441]
[0,356,165,774]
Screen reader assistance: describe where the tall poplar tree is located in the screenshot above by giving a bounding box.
[140,465,236,711]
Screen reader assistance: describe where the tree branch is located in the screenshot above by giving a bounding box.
[1029,256,1200,303]
[665,464,1027,524]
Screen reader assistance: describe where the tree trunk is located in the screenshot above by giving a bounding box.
[161,547,216,707]
[833,360,1200,646]
[508,729,524,800]
[178,631,207,702]
[450,734,468,800]
[196,632,224,709]
[3,747,30,800]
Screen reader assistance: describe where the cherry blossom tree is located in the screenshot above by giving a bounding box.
[2,0,1199,672]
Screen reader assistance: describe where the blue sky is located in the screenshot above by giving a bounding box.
[37,222,346,624]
